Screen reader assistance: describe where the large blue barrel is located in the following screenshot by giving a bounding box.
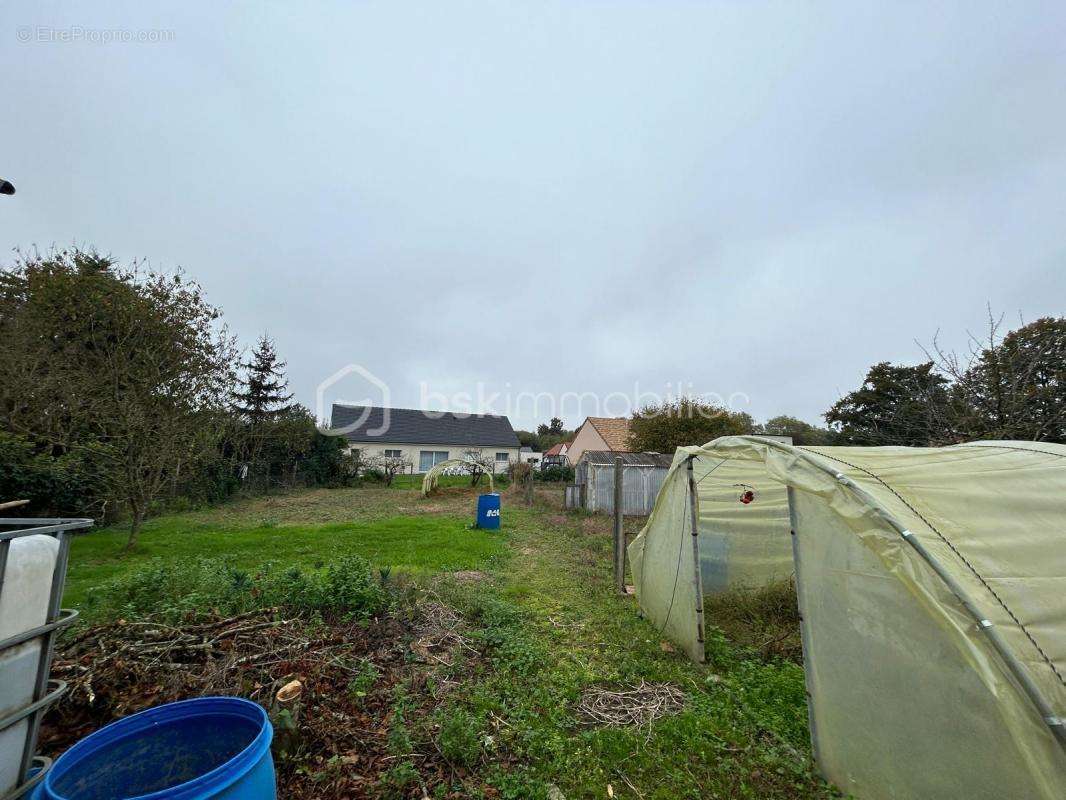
[476,493,501,530]
[38,697,275,800]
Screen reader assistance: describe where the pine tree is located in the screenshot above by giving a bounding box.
[232,335,294,424]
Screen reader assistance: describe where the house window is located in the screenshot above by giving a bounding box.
[495,452,509,462]
[384,449,402,458]
[419,450,449,472]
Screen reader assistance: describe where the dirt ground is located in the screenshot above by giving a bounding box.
[43,601,479,799]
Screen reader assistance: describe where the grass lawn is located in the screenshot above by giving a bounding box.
[387,473,504,491]
[58,483,828,799]
[437,502,825,799]
[65,495,503,612]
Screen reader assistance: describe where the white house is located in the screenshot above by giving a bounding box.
[330,404,521,473]
[519,446,542,468]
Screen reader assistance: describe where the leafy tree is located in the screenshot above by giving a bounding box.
[231,335,294,423]
[628,398,754,453]
[758,415,835,446]
[244,405,351,489]
[0,248,237,548]
[929,315,1065,443]
[256,408,316,485]
[302,425,352,487]
[172,414,244,505]
[515,430,541,451]
[537,417,566,437]
[825,362,949,446]
[535,417,573,453]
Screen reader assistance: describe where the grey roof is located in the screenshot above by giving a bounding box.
[331,405,520,447]
[580,450,673,468]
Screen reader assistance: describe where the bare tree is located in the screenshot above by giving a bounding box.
[459,448,494,487]
[923,310,1066,443]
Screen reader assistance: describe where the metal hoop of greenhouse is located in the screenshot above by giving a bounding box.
[420,458,494,497]
[628,435,1066,800]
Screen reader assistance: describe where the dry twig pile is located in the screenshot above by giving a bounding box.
[576,681,687,727]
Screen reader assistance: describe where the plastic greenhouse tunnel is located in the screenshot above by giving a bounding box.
[627,435,1066,800]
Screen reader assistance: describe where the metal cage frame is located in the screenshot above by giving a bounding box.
[0,518,93,800]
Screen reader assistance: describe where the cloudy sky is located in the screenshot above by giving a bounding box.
[4,2,1065,431]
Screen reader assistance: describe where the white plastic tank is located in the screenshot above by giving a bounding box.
[0,534,60,797]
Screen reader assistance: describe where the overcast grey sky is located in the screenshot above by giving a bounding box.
[4,2,1065,431]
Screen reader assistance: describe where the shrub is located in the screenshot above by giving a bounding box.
[507,461,532,482]
[0,432,111,518]
[536,465,574,483]
[87,554,389,621]
[175,455,242,507]
[361,468,386,483]
[301,429,351,487]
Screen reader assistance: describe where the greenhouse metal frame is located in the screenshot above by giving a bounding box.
[628,436,1066,800]
[420,458,494,496]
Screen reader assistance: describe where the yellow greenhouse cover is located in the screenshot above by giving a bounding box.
[628,436,1066,800]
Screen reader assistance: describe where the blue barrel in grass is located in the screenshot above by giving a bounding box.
[476,493,501,530]
[36,697,275,800]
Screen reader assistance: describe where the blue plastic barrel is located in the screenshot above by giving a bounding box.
[476,493,501,530]
[38,697,275,800]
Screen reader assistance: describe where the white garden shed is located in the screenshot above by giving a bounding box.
[628,436,1066,800]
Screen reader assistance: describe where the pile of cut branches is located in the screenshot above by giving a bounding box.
[53,610,376,712]
[409,600,476,667]
[42,607,457,799]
